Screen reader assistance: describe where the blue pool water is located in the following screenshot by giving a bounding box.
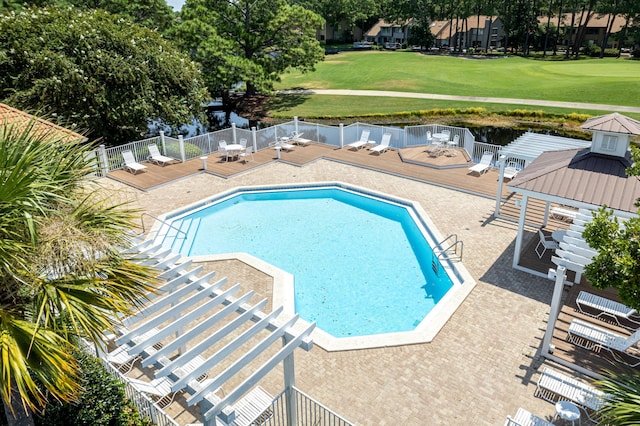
[162,186,454,338]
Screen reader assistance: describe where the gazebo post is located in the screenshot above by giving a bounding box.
[494,155,507,217]
[542,265,567,355]
[512,194,529,269]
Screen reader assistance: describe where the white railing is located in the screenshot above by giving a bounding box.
[94,118,496,176]
[258,386,353,426]
[99,358,179,426]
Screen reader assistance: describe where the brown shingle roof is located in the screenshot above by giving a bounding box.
[580,112,640,135]
[508,148,640,213]
[0,103,87,143]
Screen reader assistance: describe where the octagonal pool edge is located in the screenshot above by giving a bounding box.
[152,182,477,351]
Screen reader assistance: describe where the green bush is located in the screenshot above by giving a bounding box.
[34,351,152,426]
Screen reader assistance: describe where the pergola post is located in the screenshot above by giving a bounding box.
[179,135,186,162]
[495,155,507,217]
[283,335,298,426]
[232,123,237,144]
[512,194,528,269]
[339,123,344,149]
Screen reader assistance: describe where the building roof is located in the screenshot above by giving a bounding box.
[0,103,86,143]
[364,19,411,37]
[508,148,640,214]
[581,112,640,135]
[538,13,629,32]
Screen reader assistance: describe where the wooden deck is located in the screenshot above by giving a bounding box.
[108,140,637,379]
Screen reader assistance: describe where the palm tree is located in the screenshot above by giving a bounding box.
[595,368,640,425]
[0,116,157,425]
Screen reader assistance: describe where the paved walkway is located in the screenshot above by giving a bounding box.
[103,160,572,425]
[281,89,640,114]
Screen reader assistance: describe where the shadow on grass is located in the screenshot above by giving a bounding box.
[267,92,310,112]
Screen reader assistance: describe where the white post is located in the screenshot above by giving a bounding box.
[232,123,237,144]
[339,123,344,149]
[542,266,567,355]
[543,202,551,227]
[98,144,109,176]
[178,135,186,162]
[512,194,528,269]
[251,127,257,152]
[283,337,298,426]
[403,126,408,148]
[294,116,299,134]
[495,155,507,217]
[159,131,166,154]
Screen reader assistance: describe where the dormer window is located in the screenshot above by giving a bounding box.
[601,135,618,152]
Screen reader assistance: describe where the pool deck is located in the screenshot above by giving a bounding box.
[103,143,627,425]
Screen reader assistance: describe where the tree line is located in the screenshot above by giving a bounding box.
[1,0,639,145]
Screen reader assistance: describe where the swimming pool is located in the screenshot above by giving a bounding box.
[155,182,475,351]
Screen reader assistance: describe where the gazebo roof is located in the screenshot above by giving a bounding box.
[581,112,640,135]
[508,148,640,214]
[498,132,591,163]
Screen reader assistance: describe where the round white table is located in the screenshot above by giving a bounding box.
[432,133,449,142]
[224,143,244,160]
[555,401,581,425]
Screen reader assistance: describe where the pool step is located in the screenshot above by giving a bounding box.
[175,218,202,255]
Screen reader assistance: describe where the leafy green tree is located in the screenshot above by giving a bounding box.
[595,368,640,425]
[407,17,437,48]
[176,0,325,97]
[583,147,640,310]
[0,6,208,145]
[293,0,380,41]
[0,116,157,424]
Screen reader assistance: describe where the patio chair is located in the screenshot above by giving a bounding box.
[277,137,295,151]
[218,146,229,162]
[576,290,640,329]
[534,367,607,423]
[239,138,248,149]
[567,318,640,366]
[369,133,392,155]
[503,162,522,180]
[446,134,460,156]
[425,131,432,144]
[147,144,176,166]
[122,150,147,175]
[346,130,371,150]
[468,152,493,176]
[504,408,553,426]
[238,146,254,164]
[534,229,559,258]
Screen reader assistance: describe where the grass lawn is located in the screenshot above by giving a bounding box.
[272,51,640,119]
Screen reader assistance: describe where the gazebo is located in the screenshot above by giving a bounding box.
[506,112,640,279]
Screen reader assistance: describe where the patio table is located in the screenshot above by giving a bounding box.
[225,143,244,160]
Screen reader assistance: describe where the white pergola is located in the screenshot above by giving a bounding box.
[105,240,315,426]
[494,132,591,217]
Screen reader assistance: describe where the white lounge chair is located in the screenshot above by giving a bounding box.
[468,151,493,175]
[291,132,312,146]
[567,318,640,366]
[551,206,579,222]
[534,367,607,423]
[369,133,392,155]
[346,130,371,150]
[503,161,522,180]
[128,376,176,408]
[535,229,559,258]
[504,408,553,426]
[148,144,176,166]
[231,386,274,426]
[122,150,147,174]
[576,290,640,329]
[274,137,295,151]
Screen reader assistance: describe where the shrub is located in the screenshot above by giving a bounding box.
[34,351,152,426]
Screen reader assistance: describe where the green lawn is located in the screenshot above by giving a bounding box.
[272,52,640,118]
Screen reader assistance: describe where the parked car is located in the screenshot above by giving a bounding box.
[384,42,403,50]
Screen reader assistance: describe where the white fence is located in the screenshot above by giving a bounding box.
[94,118,484,177]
